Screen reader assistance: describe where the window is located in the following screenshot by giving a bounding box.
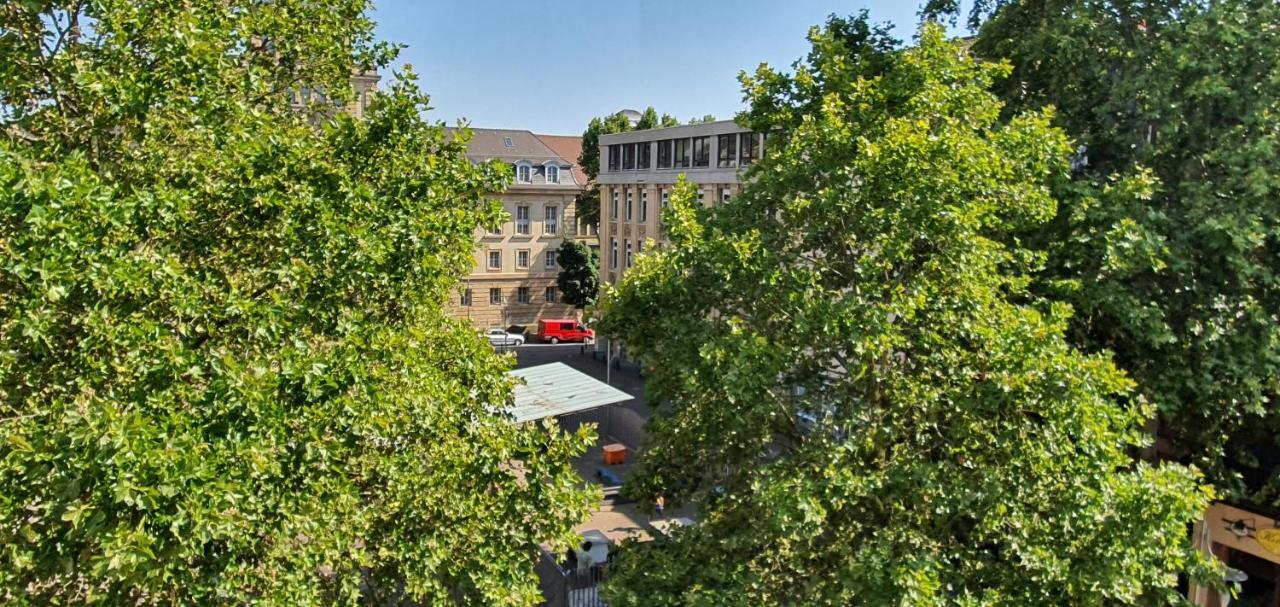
[640,191,648,223]
[545,286,557,303]
[517,287,529,304]
[657,140,673,169]
[545,250,557,268]
[610,239,618,269]
[692,136,710,167]
[722,189,732,203]
[661,188,669,209]
[739,132,759,165]
[515,163,531,183]
[546,165,559,184]
[489,288,502,305]
[544,205,558,234]
[625,190,633,221]
[460,289,473,307]
[517,250,530,268]
[623,143,636,170]
[503,136,514,148]
[486,220,502,236]
[638,240,644,253]
[625,240,633,268]
[637,142,651,170]
[488,250,501,270]
[717,134,737,168]
[673,138,691,168]
[611,190,619,219]
[516,205,530,235]
[607,144,621,172]
[698,189,705,205]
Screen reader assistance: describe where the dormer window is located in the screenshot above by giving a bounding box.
[515,163,532,183]
[546,165,560,184]
[503,136,514,148]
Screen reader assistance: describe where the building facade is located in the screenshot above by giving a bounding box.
[449,128,592,329]
[596,120,761,288]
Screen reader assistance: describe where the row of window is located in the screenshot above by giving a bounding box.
[608,238,644,270]
[490,204,560,236]
[459,286,559,306]
[607,132,762,172]
[513,162,563,184]
[487,250,558,270]
[608,186,734,221]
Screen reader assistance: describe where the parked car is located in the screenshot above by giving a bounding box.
[537,319,595,344]
[484,327,525,347]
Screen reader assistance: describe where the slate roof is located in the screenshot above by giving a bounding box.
[536,134,589,188]
[447,127,586,188]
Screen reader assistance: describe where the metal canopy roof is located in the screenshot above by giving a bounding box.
[507,363,633,423]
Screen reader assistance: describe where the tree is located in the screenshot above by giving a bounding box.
[686,114,717,124]
[598,20,1210,606]
[555,239,599,309]
[0,1,593,604]
[575,107,678,228]
[925,0,1280,506]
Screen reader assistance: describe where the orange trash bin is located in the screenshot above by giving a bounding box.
[602,443,627,466]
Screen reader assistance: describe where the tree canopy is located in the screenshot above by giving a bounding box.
[555,239,600,309]
[598,20,1210,606]
[0,1,592,604]
[929,0,1280,506]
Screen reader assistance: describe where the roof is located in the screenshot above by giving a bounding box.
[535,134,589,188]
[507,363,633,423]
[447,128,586,188]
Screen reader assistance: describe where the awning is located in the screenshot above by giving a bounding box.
[507,362,633,422]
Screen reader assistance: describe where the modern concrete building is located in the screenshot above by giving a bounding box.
[596,120,762,287]
[448,128,592,329]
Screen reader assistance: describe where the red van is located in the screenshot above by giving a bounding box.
[537,319,595,344]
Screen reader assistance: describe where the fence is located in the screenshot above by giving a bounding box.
[537,549,610,607]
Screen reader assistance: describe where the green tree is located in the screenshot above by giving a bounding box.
[575,107,678,228]
[686,114,717,124]
[0,1,593,604]
[925,0,1280,506]
[555,239,599,309]
[599,20,1210,606]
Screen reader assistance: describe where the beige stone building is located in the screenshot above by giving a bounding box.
[290,68,380,119]
[448,128,595,329]
[596,120,761,288]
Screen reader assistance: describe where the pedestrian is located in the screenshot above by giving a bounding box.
[654,495,665,519]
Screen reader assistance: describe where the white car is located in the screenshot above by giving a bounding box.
[484,328,525,347]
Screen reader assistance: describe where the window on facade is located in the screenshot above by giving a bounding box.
[673,138,691,168]
[545,286,557,303]
[486,221,502,236]
[517,250,530,268]
[637,142,651,170]
[623,143,636,170]
[545,251,557,268]
[516,205,530,235]
[544,205,558,234]
[722,189,732,203]
[625,190,633,221]
[610,239,618,269]
[489,288,502,305]
[638,240,644,253]
[717,134,737,168]
[517,287,529,304]
[546,165,559,184]
[740,132,759,165]
[611,191,619,219]
[460,289,472,307]
[516,164,531,183]
[692,136,710,167]
[625,240,633,268]
[640,191,648,223]
[698,190,705,205]
[488,250,501,270]
[657,140,673,169]
[607,144,621,172]
[661,188,669,209]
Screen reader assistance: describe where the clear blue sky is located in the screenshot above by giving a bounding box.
[371,1,973,135]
